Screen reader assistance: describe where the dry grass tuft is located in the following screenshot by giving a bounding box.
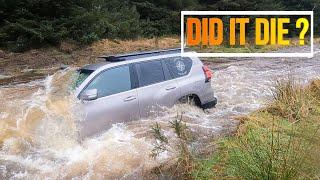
[267,79,314,121]
[90,37,179,55]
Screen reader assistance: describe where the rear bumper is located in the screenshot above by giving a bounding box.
[202,97,217,109]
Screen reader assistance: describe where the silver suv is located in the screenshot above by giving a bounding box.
[75,49,217,138]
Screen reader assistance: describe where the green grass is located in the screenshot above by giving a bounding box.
[193,79,320,180]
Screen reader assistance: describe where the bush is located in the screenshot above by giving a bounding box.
[0,0,141,51]
[150,114,195,179]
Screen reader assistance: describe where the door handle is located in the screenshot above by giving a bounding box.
[123,96,136,102]
[165,86,176,90]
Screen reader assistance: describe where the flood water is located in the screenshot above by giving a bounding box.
[0,47,320,179]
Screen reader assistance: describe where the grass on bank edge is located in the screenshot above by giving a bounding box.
[192,37,319,54]
[193,79,320,180]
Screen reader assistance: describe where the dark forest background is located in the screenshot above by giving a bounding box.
[0,0,319,52]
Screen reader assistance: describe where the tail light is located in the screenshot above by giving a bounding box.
[202,66,212,82]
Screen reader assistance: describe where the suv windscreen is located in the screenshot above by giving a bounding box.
[83,65,132,98]
[163,57,192,78]
[136,60,165,87]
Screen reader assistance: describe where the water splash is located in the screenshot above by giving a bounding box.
[0,69,174,179]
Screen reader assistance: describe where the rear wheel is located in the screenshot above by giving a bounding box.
[178,95,201,107]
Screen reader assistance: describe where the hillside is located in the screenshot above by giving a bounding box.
[0,37,180,85]
[1,0,319,52]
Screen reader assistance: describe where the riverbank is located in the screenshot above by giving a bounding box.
[193,79,320,179]
[0,37,180,85]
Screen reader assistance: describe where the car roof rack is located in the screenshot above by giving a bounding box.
[99,48,188,62]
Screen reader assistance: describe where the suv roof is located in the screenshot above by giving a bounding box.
[81,48,185,71]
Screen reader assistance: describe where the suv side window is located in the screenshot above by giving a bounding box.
[83,65,132,98]
[163,57,192,78]
[136,60,165,87]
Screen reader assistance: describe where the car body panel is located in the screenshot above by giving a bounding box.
[136,79,180,118]
[78,89,139,138]
[75,51,216,138]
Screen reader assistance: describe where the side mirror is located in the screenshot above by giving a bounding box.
[80,89,98,101]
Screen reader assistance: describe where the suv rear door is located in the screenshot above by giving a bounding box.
[135,59,180,118]
[79,64,139,137]
[163,56,195,99]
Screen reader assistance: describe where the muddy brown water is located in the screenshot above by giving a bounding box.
[0,47,320,179]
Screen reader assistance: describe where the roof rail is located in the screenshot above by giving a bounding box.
[99,48,187,62]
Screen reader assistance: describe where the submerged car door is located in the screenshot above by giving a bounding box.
[135,59,180,118]
[79,64,139,138]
